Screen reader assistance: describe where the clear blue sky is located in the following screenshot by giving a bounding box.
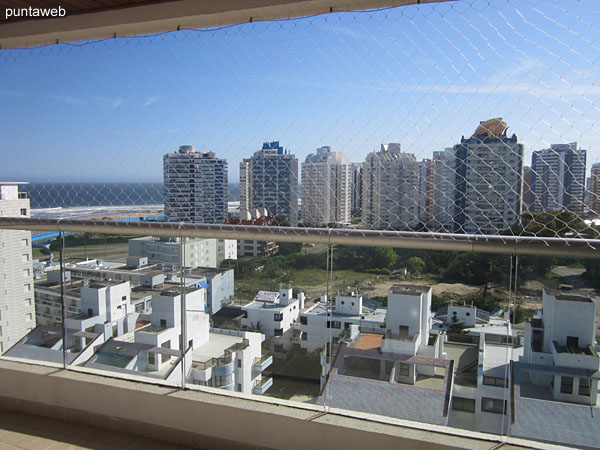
[1,0,599,183]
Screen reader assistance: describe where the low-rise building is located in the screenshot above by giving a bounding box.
[300,292,386,352]
[242,287,304,349]
[129,236,236,268]
[316,284,525,436]
[509,288,600,448]
[9,274,271,395]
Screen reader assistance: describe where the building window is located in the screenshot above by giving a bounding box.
[452,397,476,413]
[300,316,307,325]
[274,328,283,336]
[148,352,155,365]
[160,319,167,328]
[161,340,171,363]
[122,295,127,301]
[20,208,27,216]
[560,376,573,394]
[481,397,506,414]
[214,374,233,387]
[237,359,241,368]
[327,320,341,329]
[274,313,283,322]
[398,363,410,377]
[483,376,508,388]
[579,378,590,396]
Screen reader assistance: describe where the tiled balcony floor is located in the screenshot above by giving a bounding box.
[0,410,194,450]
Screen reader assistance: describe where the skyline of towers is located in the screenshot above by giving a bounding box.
[301,146,351,226]
[240,141,299,226]
[159,122,595,235]
[163,145,228,223]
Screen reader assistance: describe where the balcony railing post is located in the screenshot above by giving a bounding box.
[59,231,67,370]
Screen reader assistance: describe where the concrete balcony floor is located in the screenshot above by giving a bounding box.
[0,410,193,450]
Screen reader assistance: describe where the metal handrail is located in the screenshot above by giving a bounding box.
[0,217,599,257]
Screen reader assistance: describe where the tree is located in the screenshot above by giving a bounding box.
[447,315,467,335]
[277,242,303,256]
[371,247,397,270]
[405,256,425,275]
[506,210,598,239]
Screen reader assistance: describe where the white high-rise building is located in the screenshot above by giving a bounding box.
[301,146,351,226]
[0,182,34,354]
[163,145,228,223]
[431,148,456,228]
[240,141,298,226]
[419,158,433,224]
[361,144,419,230]
[350,162,363,215]
[531,143,586,214]
[589,162,600,215]
[454,118,523,234]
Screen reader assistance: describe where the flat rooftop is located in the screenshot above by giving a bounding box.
[349,333,382,351]
[483,342,523,378]
[512,365,600,448]
[185,266,231,276]
[546,289,594,303]
[88,280,125,289]
[389,284,431,296]
[304,302,386,322]
[192,332,243,362]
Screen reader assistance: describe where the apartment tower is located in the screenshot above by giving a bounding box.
[362,143,420,230]
[240,141,298,226]
[454,118,524,234]
[301,146,351,226]
[531,143,586,214]
[0,182,34,353]
[163,145,228,223]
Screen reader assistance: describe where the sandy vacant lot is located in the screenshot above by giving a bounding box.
[365,279,481,298]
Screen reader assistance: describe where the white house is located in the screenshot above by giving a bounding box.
[300,292,386,353]
[242,287,304,338]
[509,288,600,448]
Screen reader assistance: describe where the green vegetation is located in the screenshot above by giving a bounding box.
[513,307,536,324]
[49,233,134,251]
[505,210,598,239]
[405,256,425,275]
[447,315,467,334]
[583,259,600,289]
[234,268,384,301]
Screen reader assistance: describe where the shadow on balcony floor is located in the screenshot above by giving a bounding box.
[0,409,194,450]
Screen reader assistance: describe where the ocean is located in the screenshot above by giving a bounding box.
[22,182,241,209]
[22,183,164,209]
